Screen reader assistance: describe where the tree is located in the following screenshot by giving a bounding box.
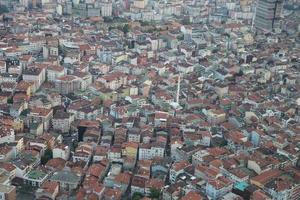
[149,188,161,199]
[108,26,114,31]
[177,35,184,41]
[41,148,53,165]
[139,20,150,26]
[103,16,113,23]
[7,97,13,104]
[71,139,78,152]
[20,109,29,116]
[181,18,190,25]
[132,192,143,200]
[296,156,300,169]
[0,5,9,15]
[235,70,244,77]
[212,48,219,53]
[122,24,131,35]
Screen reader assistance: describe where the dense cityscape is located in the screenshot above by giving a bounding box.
[0,0,299,199]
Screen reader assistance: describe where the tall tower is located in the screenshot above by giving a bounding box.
[176,74,180,104]
[254,0,283,32]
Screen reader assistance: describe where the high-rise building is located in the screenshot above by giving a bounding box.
[254,0,283,32]
[100,0,112,17]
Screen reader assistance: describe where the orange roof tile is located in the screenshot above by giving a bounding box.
[181,191,203,200]
[251,169,281,185]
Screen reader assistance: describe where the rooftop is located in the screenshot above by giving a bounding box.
[25,169,48,180]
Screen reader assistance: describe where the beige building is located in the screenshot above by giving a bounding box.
[133,0,148,9]
[52,111,74,133]
[22,67,46,90]
[207,109,226,124]
[46,65,64,82]
[53,144,70,161]
[55,75,81,94]
[0,184,16,200]
[28,107,53,131]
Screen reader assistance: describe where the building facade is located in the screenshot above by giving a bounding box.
[254,0,283,32]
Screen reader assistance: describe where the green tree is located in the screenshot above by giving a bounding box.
[122,24,131,35]
[71,139,78,152]
[139,20,150,26]
[103,16,113,23]
[212,48,218,53]
[7,97,13,104]
[177,35,184,41]
[181,18,190,25]
[41,148,53,165]
[235,70,244,76]
[20,109,29,116]
[0,5,9,15]
[149,188,161,199]
[131,192,143,200]
[108,26,114,31]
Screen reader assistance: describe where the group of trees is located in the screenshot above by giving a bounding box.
[181,18,191,25]
[41,148,53,165]
[108,24,131,35]
[0,5,9,15]
[132,188,160,200]
[103,16,127,23]
[139,20,152,27]
[122,24,130,34]
[103,16,114,23]
[103,16,131,34]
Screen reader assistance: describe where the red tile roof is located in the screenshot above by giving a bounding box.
[251,169,282,185]
[181,191,203,200]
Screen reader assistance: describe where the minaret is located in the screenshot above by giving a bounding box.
[226,34,230,52]
[251,3,257,31]
[176,74,180,104]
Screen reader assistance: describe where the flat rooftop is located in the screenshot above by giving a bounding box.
[25,169,47,180]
